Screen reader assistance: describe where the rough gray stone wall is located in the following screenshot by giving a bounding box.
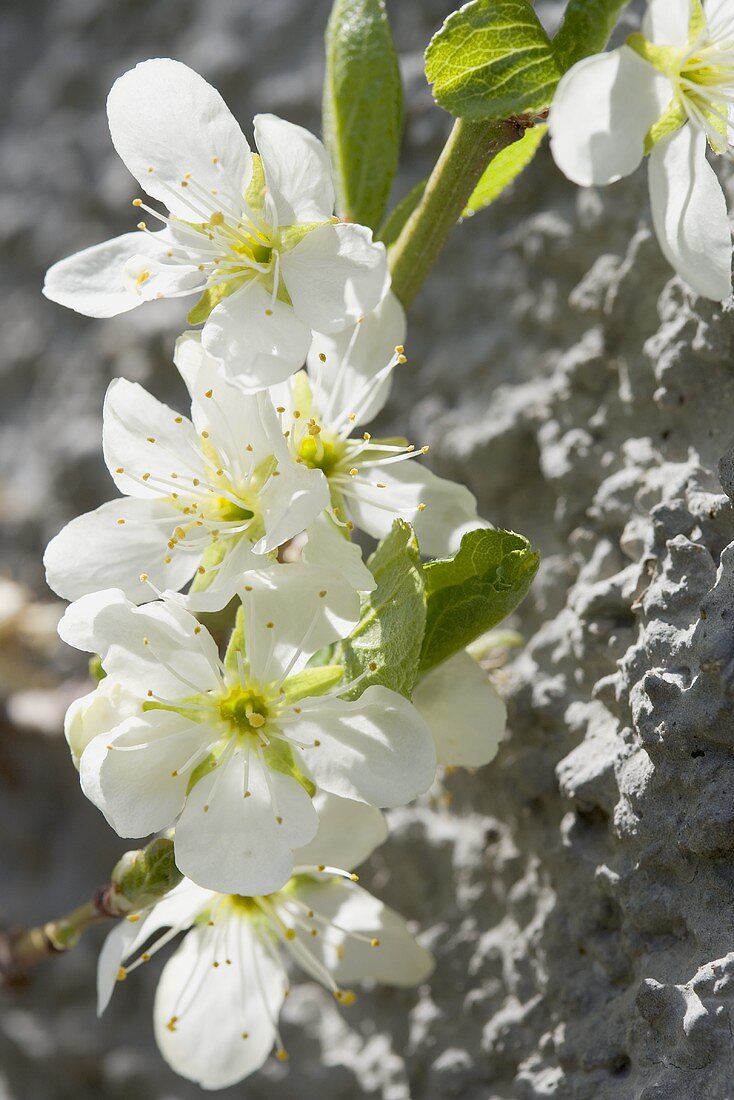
[2,1,734,1098]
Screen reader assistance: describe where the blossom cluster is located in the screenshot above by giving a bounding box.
[43,59,506,1089]
[550,0,734,300]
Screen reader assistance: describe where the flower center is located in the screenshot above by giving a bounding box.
[296,425,346,478]
[218,686,271,735]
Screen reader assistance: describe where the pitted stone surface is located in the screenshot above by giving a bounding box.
[3,1,734,1098]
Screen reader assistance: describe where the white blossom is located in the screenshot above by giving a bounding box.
[179,293,488,561]
[97,795,430,1090]
[550,0,734,300]
[60,569,436,896]
[44,349,329,611]
[43,59,388,388]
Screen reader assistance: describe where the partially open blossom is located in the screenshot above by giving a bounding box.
[550,0,734,300]
[97,796,430,1091]
[43,59,388,388]
[60,569,436,896]
[44,350,329,611]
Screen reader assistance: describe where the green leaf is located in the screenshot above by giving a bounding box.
[282,665,344,704]
[553,0,631,71]
[463,123,547,215]
[340,519,426,699]
[419,527,539,673]
[377,178,427,246]
[425,0,561,121]
[323,0,404,228]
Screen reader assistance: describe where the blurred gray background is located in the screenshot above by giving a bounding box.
[4,1,734,1098]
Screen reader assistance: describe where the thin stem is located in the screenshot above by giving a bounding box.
[388,116,524,308]
[0,885,123,985]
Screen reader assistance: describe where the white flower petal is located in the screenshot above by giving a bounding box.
[301,514,377,594]
[308,291,406,430]
[65,678,138,769]
[44,497,196,604]
[644,0,691,45]
[106,59,252,219]
[82,713,204,837]
[257,461,330,555]
[294,686,436,807]
[175,747,318,895]
[294,791,388,871]
[178,535,260,614]
[43,231,171,318]
[281,223,389,334]
[59,590,221,698]
[174,332,278,475]
[550,47,670,186]
[97,919,141,1016]
[413,651,506,767]
[345,458,487,558]
[103,377,204,499]
[649,124,732,300]
[291,879,434,987]
[254,113,335,224]
[154,917,285,1089]
[241,562,360,683]
[202,280,311,390]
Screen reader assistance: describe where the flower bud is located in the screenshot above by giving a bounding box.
[110,837,182,914]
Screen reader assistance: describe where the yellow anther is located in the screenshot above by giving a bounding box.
[117,967,127,982]
[266,621,274,629]
[194,626,202,635]
[418,502,426,512]
[174,416,183,424]
[395,344,405,354]
[284,928,296,940]
[368,661,377,671]
[350,873,359,881]
[276,1049,289,1063]
[265,308,273,316]
[166,1016,178,1032]
[349,468,359,477]
[142,472,150,481]
[132,198,142,207]
[139,573,149,583]
[421,445,430,454]
[164,556,172,564]
[147,436,156,444]
[210,211,224,226]
[115,466,124,473]
[293,410,301,419]
[363,432,371,441]
[241,1031,249,1040]
[335,990,357,1006]
[317,864,326,872]
[248,712,266,729]
[117,518,126,525]
[204,389,213,399]
[319,590,327,597]
[276,405,286,414]
[135,269,150,286]
[212,156,220,165]
[201,430,209,439]
[376,482,386,489]
[198,566,206,575]
[126,914,141,923]
[136,221,147,231]
[370,938,380,947]
[397,354,407,364]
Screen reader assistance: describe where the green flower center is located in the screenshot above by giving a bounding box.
[218,686,271,735]
[296,426,346,478]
